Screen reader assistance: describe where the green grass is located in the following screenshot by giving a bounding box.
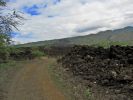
[91,40,133,48]
[85,88,92,100]
[0,61,21,77]
[46,58,74,100]
[47,57,88,100]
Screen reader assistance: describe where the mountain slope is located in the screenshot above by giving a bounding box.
[18,26,133,47]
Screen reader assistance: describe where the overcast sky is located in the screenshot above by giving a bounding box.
[5,0,133,43]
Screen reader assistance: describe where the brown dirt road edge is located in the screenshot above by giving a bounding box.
[5,57,66,100]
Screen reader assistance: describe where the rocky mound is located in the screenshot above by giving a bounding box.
[59,45,133,100]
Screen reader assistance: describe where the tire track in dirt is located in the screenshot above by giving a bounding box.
[6,58,66,100]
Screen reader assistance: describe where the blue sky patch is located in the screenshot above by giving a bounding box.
[53,0,61,5]
[22,5,41,15]
[11,32,21,37]
[12,32,34,39]
[5,0,15,2]
[43,4,48,8]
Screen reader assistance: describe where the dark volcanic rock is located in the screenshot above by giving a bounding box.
[59,45,133,100]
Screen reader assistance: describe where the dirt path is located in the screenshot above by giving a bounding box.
[6,58,66,100]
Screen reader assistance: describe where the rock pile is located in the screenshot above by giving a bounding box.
[59,45,133,99]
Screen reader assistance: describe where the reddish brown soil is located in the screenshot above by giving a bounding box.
[5,58,66,100]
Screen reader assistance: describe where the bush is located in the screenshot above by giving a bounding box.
[31,50,44,58]
[0,47,9,63]
[85,88,91,99]
[0,46,45,63]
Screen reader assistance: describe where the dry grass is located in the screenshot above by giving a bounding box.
[47,57,89,100]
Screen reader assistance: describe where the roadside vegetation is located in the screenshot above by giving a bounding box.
[1,1,133,100]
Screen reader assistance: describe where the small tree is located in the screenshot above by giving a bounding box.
[0,0,24,46]
[0,0,23,62]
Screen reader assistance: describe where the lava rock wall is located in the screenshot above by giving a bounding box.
[59,45,133,99]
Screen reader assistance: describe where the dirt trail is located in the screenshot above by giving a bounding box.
[6,58,66,100]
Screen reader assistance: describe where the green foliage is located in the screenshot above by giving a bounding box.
[109,41,130,46]
[0,60,15,68]
[0,46,45,63]
[0,0,24,63]
[90,40,133,48]
[85,88,91,99]
[0,34,11,62]
[9,47,45,60]
[0,0,24,47]
[0,34,10,47]
[0,47,9,63]
[0,0,42,63]
[31,50,44,58]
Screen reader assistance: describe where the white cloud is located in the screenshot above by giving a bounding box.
[6,0,133,43]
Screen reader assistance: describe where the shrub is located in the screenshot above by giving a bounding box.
[0,47,9,63]
[31,50,44,58]
[85,88,91,99]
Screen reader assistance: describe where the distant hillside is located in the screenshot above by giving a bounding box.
[17,26,133,47]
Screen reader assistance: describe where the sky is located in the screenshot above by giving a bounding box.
[5,0,133,43]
